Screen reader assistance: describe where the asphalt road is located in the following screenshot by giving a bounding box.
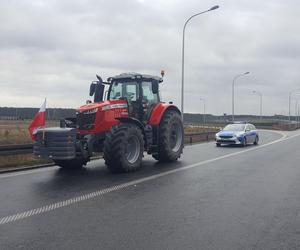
[1,130,300,249]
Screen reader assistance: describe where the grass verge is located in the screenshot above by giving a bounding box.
[0,154,51,170]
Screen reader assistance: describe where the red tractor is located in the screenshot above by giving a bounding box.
[34,72,184,172]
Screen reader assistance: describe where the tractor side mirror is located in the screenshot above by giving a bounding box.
[94,83,104,103]
[90,75,104,102]
[89,83,96,96]
[152,81,159,94]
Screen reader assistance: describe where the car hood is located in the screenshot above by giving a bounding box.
[216,131,244,137]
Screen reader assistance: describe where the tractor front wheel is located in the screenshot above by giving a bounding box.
[104,123,144,173]
[152,110,184,162]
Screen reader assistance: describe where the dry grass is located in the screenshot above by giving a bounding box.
[0,154,50,169]
[0,120,59,145]
[0,120,58,170]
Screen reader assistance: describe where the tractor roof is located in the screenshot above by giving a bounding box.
[108,73,163,83]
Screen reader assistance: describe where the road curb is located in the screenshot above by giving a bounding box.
[0,163,55,174]
[0,156,103,174]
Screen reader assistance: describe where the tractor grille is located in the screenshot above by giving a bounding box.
[76,112,96,130]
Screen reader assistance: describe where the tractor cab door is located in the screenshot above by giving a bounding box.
[108,80,159,122]
[124,83,144,120]
[109,81,143,120]
[141,81,160,122]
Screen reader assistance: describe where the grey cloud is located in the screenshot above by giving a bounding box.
[0,0,300,115]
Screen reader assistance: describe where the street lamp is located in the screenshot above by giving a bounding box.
[181,5,219,121]
[199,98,206,123]
[252,90,263,121]
[288,89,300,121]
[298,101,300,124]
[232,71,250,121]
[295,100,299,123]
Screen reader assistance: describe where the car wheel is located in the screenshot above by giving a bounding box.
[254,136,259,145]
[242,137,247,147]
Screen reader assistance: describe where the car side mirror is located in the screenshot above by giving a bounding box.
[245,129,250,132]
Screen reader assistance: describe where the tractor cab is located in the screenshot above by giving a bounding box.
[107,73,162,122]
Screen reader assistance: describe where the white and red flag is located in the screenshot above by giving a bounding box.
[28,99,46,140]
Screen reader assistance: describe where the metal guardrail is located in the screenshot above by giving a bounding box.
[0,143,34,156]
[184,131,217,144]
[0,131,218,156]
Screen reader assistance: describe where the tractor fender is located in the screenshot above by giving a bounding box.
[115,117,145,133]
[148,103,181,125]
[116,117,155,151]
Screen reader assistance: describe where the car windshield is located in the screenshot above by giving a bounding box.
[223,124,245,131]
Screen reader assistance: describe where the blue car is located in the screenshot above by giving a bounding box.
[215,122,259,147]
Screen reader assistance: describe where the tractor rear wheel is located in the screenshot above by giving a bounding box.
[54,157,87,169]
[104,123,144,173]
[152,110,184,162]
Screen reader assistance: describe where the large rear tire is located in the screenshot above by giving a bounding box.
[103,123,144,173]
[54,157,87,169]
[152,110,184,162]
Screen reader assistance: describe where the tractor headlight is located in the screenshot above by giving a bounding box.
[83,108,98,115]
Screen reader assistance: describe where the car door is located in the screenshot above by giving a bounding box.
[249,124,257,143]
[251,124,258,141]
[245,124,253,143]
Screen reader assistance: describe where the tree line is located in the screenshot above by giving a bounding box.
[0,107,289,122]
[0,107,75,120]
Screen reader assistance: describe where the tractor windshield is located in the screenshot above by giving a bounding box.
[109,81,139,101]
[142,81,159,104]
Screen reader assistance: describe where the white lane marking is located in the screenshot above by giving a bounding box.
[0,130,285,179]
[1,131,300,225]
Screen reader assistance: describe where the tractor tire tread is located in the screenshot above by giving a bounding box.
[104,123,144,173]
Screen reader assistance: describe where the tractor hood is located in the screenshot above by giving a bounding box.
[76,100,128,113]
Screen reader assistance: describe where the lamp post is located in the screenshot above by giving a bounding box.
[252,90,262,121]
[232,71,250,121]
[295,100,299,123]
[298,102,300,124]
[294,99,300,124]
[289,89,300,121]
[199,98,206,123]
[181,5,219,122]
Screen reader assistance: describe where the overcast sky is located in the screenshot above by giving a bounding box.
[0,0,300,115]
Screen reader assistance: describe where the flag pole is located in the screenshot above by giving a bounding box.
[42,98,46,144]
